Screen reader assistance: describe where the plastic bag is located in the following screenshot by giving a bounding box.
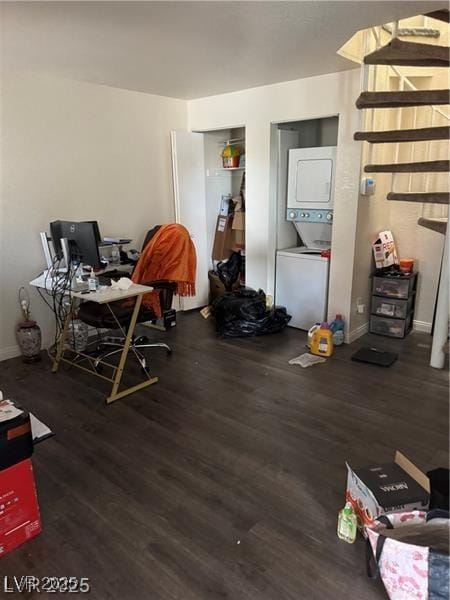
[212,288,291,337]
[216,252,242,292]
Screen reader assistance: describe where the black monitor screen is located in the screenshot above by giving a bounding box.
[50,220,101,268]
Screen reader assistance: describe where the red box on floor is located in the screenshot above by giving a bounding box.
[0,459,42,557]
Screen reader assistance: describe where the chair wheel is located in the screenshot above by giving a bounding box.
[167,349,173,356]
[135,335,149,345]
[94,363,104,374]
[141,367,150,375]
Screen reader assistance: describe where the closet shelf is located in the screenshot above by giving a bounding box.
[215,167,245,171]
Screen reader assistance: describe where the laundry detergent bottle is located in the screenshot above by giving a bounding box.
[310,322,334,357]
[307,323,321,349]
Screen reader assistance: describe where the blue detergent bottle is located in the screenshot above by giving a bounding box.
[330,314,345,346]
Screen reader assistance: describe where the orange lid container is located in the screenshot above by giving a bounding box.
[399,258,414,273]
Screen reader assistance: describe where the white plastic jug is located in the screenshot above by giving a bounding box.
[307,323,321,348]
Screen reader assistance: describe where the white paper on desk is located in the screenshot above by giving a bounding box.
[0,398,24,422]
[110,277,133,291]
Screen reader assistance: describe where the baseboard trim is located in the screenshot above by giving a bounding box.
[0,345,21,362]
[413,320,432,334]
[346,322,369,344]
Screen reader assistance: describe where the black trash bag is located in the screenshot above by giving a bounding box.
[216,251,242,292]
[212,288,266,322]
[211,288,291,337]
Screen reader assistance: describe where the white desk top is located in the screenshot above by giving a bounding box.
[71,284,153,304]
[30,273,152,305]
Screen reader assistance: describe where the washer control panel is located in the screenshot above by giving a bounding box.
[287,208,333,223]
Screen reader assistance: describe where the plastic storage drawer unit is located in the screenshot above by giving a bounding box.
[371,296,414,320]
[372,272,417,299]
[370,313,413,339]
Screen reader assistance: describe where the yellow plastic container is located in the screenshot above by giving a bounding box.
[310,322,334,357]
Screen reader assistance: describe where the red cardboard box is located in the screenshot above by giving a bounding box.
[0,459,42,556]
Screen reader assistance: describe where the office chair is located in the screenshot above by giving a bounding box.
[77,226,176,373]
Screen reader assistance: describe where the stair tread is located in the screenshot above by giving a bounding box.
[387,192,450,204]
[418,217,448,234]
[364,38,450,67]
[354,126,450,143]
[426,9,450,23]
[366,160,450,173]
[356,89,450,109]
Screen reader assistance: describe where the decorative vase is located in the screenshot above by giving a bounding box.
[68,319,89,353]
[16,320,42,363]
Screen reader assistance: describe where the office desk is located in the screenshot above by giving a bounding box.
[30,278,157,404]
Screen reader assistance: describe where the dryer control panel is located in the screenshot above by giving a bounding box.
[287,208,333,223]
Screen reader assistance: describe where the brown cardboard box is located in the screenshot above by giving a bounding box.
[232,210,245,231]
[231,208,245,251]
[232,229,245,251]
[212,215,234,261]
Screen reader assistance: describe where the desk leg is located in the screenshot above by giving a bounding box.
[106,293,158,404]
[52,309,72,373]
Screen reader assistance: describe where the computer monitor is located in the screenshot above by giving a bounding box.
[84,220,101,244]
[50,220,102,268]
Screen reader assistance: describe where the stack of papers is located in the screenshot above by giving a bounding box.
[0,398,24,423]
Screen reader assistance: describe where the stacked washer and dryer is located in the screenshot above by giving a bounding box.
[275,146,337,330]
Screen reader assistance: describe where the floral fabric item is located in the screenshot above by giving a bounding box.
[366,511,448,600]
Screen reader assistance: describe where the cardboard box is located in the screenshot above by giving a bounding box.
[212,215,234,261]
[346,451,429,534]
[232,228,245,251]
[232,210,245,231]
[372,230,398,270]
[0,459,42,556]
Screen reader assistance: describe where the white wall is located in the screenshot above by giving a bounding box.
[0,71,186,359]
[188,69,363,337]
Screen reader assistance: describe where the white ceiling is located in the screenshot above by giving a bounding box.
[1,1,446,100]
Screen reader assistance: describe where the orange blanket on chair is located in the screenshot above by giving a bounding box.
[131,223,197,317]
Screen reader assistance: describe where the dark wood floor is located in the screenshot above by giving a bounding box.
[0,313,448,599]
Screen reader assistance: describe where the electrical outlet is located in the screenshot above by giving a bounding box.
[356,297,365,314]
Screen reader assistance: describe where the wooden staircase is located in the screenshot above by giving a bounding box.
[354,15,449,369]
[365,160,450,173]
[387,192,450,204]
[417,217,448,234]
[364,38,450,67]
[356,89,449,109]
[426,9,450,24]
[354,126,450,143]
[354,26,449,205]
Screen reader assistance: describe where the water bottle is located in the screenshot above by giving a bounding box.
[337,502,357,543]
[111,244,120,266]
[88,269,98,292]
